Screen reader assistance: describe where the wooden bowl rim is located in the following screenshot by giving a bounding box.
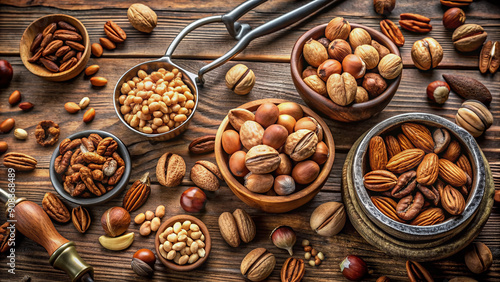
[154,214,211,271]
[215,98,335,206]
[290,23,401,114]
[19,14,91,79]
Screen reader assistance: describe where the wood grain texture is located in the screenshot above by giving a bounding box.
[0,0,499,281]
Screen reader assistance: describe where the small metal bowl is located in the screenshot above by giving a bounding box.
[352,113,486,241]
[49,130,131,206]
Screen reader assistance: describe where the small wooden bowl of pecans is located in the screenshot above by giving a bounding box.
[49,130,131,206]
[20,14,91,81]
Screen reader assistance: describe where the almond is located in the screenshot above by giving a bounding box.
[371,196,405,223]
[410,207,445,226]
[442,140,461,162]
[416,153,439,185]
[64,102,80,113]
[8,90,21,105]
[384,135,401,159]
[91,43,103,57]
[456,154,472,177]
[83,108,96,123]
[386,148,425,174]
[441,185,465,215]
[369,136,388,171]
[401,123,435,153]
[397,133,415,150]
[85,65,100,76]
[0,118,15,133]
[438,158,467,187]
[99,37,116,50]
[90,77,107,87]
[19,102,34,111]
[363,170,398,191]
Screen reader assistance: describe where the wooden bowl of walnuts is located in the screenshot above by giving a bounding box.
[290,20,402,122]
[215,99,335,213]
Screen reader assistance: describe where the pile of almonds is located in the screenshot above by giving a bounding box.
[302,17,403,106]
[363,122,473,225]
[224,102,329,195]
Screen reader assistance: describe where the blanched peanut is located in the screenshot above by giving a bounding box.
[140,221,151,236]
[173,222,182,233]
[179,255,189,265]
[163,241,172,252]
[172,242,186,251]
[198,248,206,258]
[191,231,202,240]
[190,242,199,254]
[155,205,165,218]
[166,250,176,260]
[188,253,199,264]
[182,220,191,230]
[167,233,178,243]
[145,210,154,221]
[134,213,145,224]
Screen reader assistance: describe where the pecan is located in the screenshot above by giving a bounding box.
[396,192,424,221]
[71,149,83,165]
[280,257,305,282]
[66,172,81,183]
[440,0,472,7]
[92,169,104,181]
[80,167,102,196]
[43,23,57,37]
[40,33,53,48]
[77,51,82,60]
[55,150,73,174]
[363,170,398,192]
[123,172,151,212]
[369,136,388,171]
[72,182,87,197]
[72,206,91,233]
[384,135,401,159]
[479,41,499,74]
[53,29,82,41]
[102,158,118,176]
[386,149,425,174]
[96,137,118,156]
[3,152,37,171]
[61,50,76,63]
[406,260,433,282]
[81,137,95,152]
[438,158,467,187]
[44,54,58,62]
[60,138,82,154]
[411,207,445,226]
[63,180,75,195]
[28,47,43,63]
[55,45,71,57]
[417,184,440,206]
[442,185,465,215]
[71,164,84,172]
[380,19,404,47]
[96,182,107,195]
[156,152,186,187]
[104,21,127,43]
[82,152,106,164]
[65,40,85,51]
[108,166,125,185]
[59,57,77,72]
[371,196,405,223]
[88,163,103,170]
[188,135,216,154]
[42,39,63,56]
[30,33,43,52]
[391,170,417,198]
[399,13,432,33]
[35,120,60,146]
[42,192,70,223]
[58,21,78,31]
[112,151,125,167]
[39,57,59,72]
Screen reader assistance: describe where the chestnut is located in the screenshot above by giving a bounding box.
[311,141,329,165]
[362,73,387,98]
[302,66,317,79]
[342,54,366,79]
[222,129,241,154]
[277,114,296,134]
[340,255,368,281]
[101,207,131,237]
[180,187,207,213]
[274,175,296,196]
[275,153,293,175]
[294,117,317,132]
[229,150,249,177]
[292,160,320,185]
[263,124,288,149]
[426,80,450,104]
[317,59,342,81]
[255,102,279,127]
[133,248,156,268]
[277,102,303,121]
[0,60,13,88]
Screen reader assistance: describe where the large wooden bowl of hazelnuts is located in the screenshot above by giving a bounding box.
[291,21,402,122]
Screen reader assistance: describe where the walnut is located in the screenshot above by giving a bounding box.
[127,3,157,33]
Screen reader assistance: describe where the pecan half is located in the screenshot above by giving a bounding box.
[59,57,78,72]
[108,166,125,185]
[156,152,186,187]
[406,260,433,282]
[28,47,43,63]
[391,170,417,198]
[35,120,60,146]
[417,184,440,206]
[41,33,54,48]
[55,150,73,174]
[69,182,86,197]
[62,50,76,63]
[72,206,91,233]
[30,33,43,52]
[55,45,71,57]
[42,192,70,223]
[380,19,405,47]
[189,135,216,154]
[59,138,82,155]
[399,13,432,33]
[81,137,95,152]
[0,222,14,253]
[396,192,424,221]
[104,21,127,43]
[96,137,118,156]
[80,166,102,196]
[65,40,85,51]
[53,29,82,41]
[3,152,37,171]
[112,151,125,167]
[39,57,59,72]
[479,41,499,74]
[71,148,83,165]
[42,39,63,56]
[440,0,472,7]
[58,21,78,32]
[123,172,151,212]
[82,152,106,164]
[91,169,104,182]
[280,257,305,282]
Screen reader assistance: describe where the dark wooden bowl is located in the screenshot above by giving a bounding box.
[290,23,402,122]
[214,99,335,213]
[20,14,91,81]
[155,215,211,271]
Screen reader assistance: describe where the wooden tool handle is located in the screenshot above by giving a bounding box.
[14,200,69,256]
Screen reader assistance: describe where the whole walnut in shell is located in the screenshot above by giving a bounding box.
[127,3,158,33]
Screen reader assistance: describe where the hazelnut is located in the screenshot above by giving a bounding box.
[244,173,274,193]
[362,73,387,98]
[127,3,157,33]
[317,59,342,81]
[342,54,366,79]
[373,0,395,15]
[292,160,320,185]
[295,117,317,133]
[411,37,443,70]
[355,86,369,103]
[277,114,296,134]
[255,102,279,128]
[325,17,351,41]
[302,66,317,79]
[426,81,450,104]
[354,45,380,70]
[277,102,304,121]
[303,75,327,96]
[274,175,296,196]
[378,53,403,79]
[349,28,371,50]
[101,207,131,237]
[327,72,357,106]
[303,39,329,67]
[275,153,293,175]
[311,141,329,165]
[229,151,249,177]
[328,39,352,62]
[317,37,331,49]
[371,40,390,59]
[263,124,288,149]
[222,129,241,154]
[225,64,255,95]
[443,8,466,30]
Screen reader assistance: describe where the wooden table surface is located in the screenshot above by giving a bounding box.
[0,0,499,281]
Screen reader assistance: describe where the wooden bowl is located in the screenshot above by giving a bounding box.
[155,215,211,271]
[290,23,402,122]
[215,99,335,213]
[20,14,91,81]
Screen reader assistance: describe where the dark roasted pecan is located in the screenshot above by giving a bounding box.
[55,150,72,174]
[55,45,71,57]
[417,184,440,206]
[88,133,103,147]
[58,21,77,32]
[59,57,77,72]
[80,166,102,196]
[28,47,44,63]
[61,50,76,63]
[30,33,43,53]
[71,148,83,165]
[380,19,405,47]
[42,192,70,223]
[3,152,37,171]
[112,151,125,167]
[42,39,63,56]
[43,23,57,37]
[53,29,82,41]
[399,13,432,33]
[96,137,118,156]
[35,120,60,146]
[65,40,85,51]
[108,166,125,185]
[91,169,104,181]
[81,137,95,152]
[40,33,53,48]
[59,138,82,154]
[82,152,106,164]
[104,21,127,43]
[39,58,59,72]
[406,260,433,282]
[396,192,424,221]
[391,170,417,198]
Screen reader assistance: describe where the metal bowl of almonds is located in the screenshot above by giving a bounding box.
[49,130,132,206]
[290,19,402,122]
[351,113,487,241]
[155,214,211,271]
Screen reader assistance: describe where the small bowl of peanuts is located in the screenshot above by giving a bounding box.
[155,214,211,271]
